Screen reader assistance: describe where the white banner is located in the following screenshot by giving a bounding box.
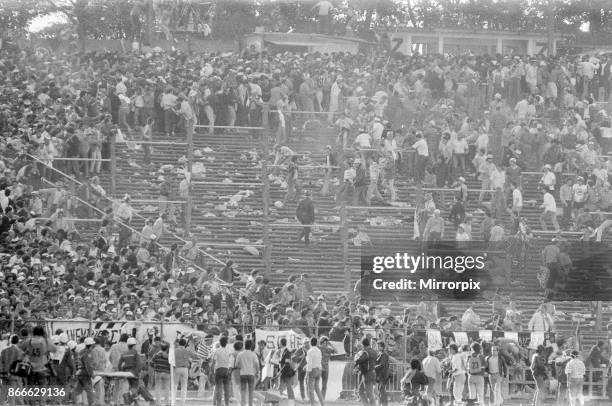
[504,331,518,342]
[47,320,137,345]
[255,329,306,351]
[479,330,492,342]
[453,332,468,347]
[427,329,443,350]
[46,320,197,347]
[330,341,346,356]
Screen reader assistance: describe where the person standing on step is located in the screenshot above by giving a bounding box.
[160,86,177,137]
[539,186,560,232]
[283,155,300,204]
[174,93,195,141]
[296,190,315,246]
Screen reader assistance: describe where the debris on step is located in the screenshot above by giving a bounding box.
[243,246,259,256]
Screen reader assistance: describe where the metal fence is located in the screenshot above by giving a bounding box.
[340,362,609,401]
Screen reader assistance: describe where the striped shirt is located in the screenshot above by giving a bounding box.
[151,350,171,374]
[197,341,212,359]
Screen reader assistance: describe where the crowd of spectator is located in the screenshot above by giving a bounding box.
[2,37,612,405]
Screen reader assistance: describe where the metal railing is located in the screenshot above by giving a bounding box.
[340,362,609,400]
[29,154,223,269]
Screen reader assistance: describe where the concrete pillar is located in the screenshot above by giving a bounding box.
[406,34,412,55]
[527,39,536,56]
[497,38,503,54]
[438,35,444,54]
[551,39,557,56]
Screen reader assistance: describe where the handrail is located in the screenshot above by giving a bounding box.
[191,181,261,186]
[194,125,264,130]
[30,153,225,267]
[346,205,416,211]
[27,153,84,186]
[269,222,339,228]
[43,157,112,162]
[41,178,211,273]
[116,140,189,146]
[121,199,186,204]
[36,217,102,222]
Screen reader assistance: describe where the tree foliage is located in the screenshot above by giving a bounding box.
[0,0,55,38]
[2,0,611,43]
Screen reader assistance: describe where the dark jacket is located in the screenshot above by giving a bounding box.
[296,197,315,225]
[484,354,508,377]
[57,347,75,384]
[119,348,142,377]
[0,345,23,375]
[77,347,95,377]
[375,351,390,381]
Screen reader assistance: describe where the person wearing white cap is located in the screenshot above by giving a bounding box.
[119,337,155,405]
[74,337,96,405]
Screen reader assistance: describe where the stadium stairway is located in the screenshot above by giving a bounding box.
[90,124,612,345]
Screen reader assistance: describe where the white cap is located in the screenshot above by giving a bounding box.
[67,340,77,350]
[59,333,69,344]
[127,337,137,345]
[84,337,95,346]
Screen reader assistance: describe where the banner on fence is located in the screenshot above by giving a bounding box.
[255,328,306,351]
[427,329,443,350]
[46,320,198,345]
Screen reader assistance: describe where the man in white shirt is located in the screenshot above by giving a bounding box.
[540,165,556,191]
[514,96,530,120]
[354,128,372,163]
[354,129,371,149]
[452,135,468,175]
[572,176,587,219]
[312,1,334,34]
[475,132,489,154]
[449,344,466,404]
[306,337,324,406]
[160,87,178,136]
[412,132,429,183]
[175,93,195,140]
[478,155,495,203]
[371,117,385,142]
[565,350,586,406]
[540,188,560,232]
[211,336,233,406]
[511,182,523,215]
[422,350,442,406]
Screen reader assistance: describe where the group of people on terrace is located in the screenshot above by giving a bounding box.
[2,35,612,405]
